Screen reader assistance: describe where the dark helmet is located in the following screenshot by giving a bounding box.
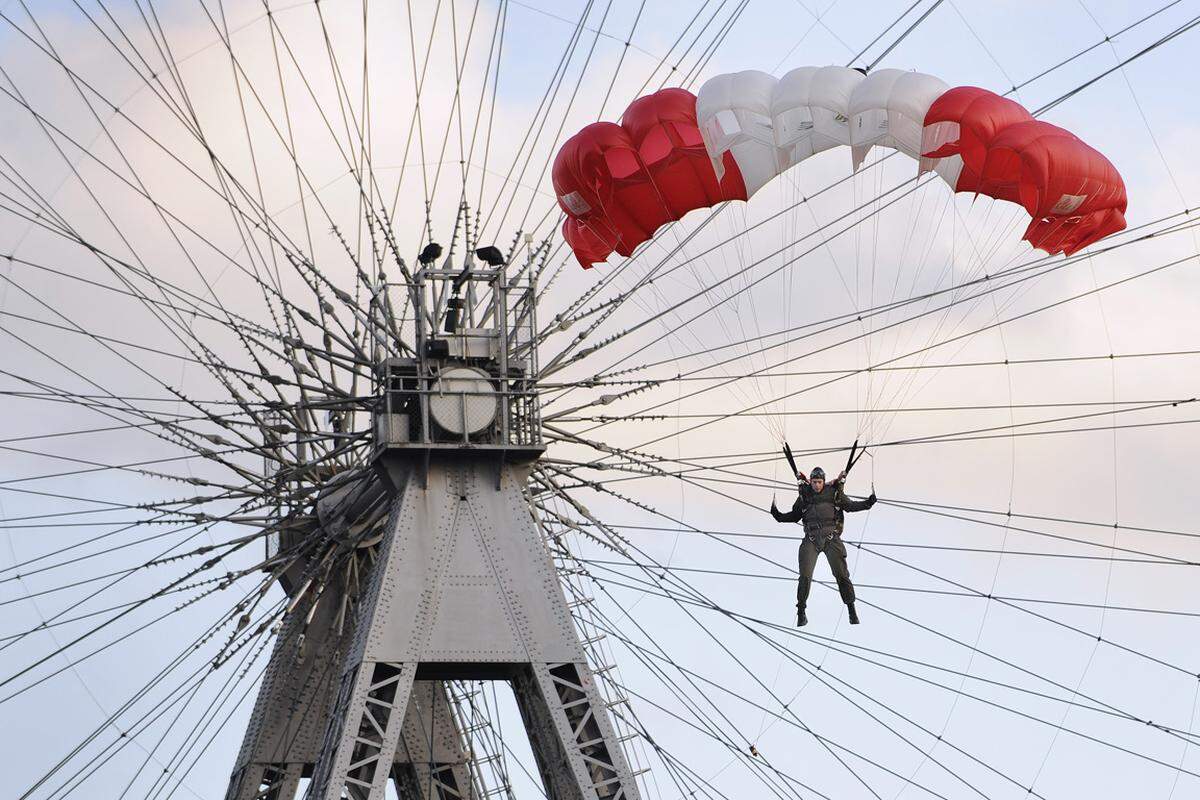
[809,466,826,481]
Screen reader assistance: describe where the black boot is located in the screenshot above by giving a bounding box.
[796,606,808,627]
[847,603,860,625]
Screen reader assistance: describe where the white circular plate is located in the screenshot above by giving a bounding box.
[429,366,498,436]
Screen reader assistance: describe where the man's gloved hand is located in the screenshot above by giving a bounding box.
[867,492,877,508]
[770,500,784,521]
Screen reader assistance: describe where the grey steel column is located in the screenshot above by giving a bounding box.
[307,458,640,800]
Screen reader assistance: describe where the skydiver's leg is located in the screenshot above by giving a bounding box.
[796,537,819,625]
[825,537,860,623]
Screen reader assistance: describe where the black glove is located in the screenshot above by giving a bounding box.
[770,500,783,521]
[867,492,877,507]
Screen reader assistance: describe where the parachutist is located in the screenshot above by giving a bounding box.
[770,465,875,626]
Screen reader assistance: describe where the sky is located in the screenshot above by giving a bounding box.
[1,1,1200,798]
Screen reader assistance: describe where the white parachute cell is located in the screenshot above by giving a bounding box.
[696,70,779,197]
[930,152,965,188]
[697,66,955,201]
[772,65,864,168]
[847,69,949,170]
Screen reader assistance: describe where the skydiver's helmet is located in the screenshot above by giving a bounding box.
[809,467,826,482]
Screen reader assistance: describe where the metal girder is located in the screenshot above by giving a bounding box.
[225,568,478,800]
[305,456,641,800]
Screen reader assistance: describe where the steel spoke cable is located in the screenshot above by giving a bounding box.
[583,557,1200,618]
[576,247,1199,458]
[550,522,861,799]
[672,465,1200,676]
[552,467,1200,739]
[560,577,842,800]
[580,586,1070,798]
[537,347,1200,388]
[558,207,1199,410]
[545,478,958,800]
[553,513,1005,799]
[551,511,808,800]
[0,14,384,351]
[0,575,233,645]
[554,396,1192,422]
[3,0,1198,794]
[584,572,1200,776]
[537,205,1195,391]
[0,525,264,691]
[578,529,1200,761]
[540,477,883,798]
[600,522,1200,563]
[21,594,286,800]
[565,415,1200,495]
[0,10,302,354]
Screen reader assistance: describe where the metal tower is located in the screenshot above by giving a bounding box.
[226,246,642,800]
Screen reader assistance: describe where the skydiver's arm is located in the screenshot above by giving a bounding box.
[838,490,876,513]
[771,495,805,523]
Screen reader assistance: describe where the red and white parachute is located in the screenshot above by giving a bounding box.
[552,67,1127,267]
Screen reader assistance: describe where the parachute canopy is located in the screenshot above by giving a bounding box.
[552,88,745,267]
[552,67,1126,267]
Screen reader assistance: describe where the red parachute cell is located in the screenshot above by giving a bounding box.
[922,87,1032,202]
[922,88,1126,255]
[552,88,745,267]
[982,120,1127,255]
[561,218,613,267]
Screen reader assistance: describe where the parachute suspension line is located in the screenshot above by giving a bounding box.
[859,183,952,447]
[554,0,787,419]
[559,209,1200,431]
[549,7,1180,391]
[850,150,875,446]
[866,150,889,446]
[865,172,936,443]
[857,167,1022,450]
[870,196,1030,447]
[772,174,806,447]
[596,223,776,441]
[873,180,1037,446]
[775,176,798,449]
[720,202,786,444]
[580,247,1200,462]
